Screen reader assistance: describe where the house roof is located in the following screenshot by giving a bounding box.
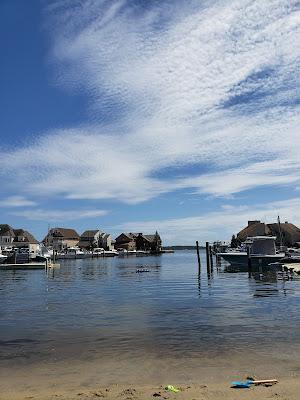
[116,233,139,241]
[0,224,15,237]
[13,229,39,244]
[237,222,271,241]
[80,230,100,238]
[237,221,300,245]
[268,222,300,242]
[50,228,80,239]
[142,234,156,242]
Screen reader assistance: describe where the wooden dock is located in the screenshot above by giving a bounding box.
[0,262,46,270]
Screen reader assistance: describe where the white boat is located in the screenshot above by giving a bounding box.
[92,248,105,256]
[103,250,119,257]
[57,247,86,259]
[218,236,285,267]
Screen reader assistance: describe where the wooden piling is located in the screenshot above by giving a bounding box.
[247,246,252,278]
[206,242,211,274]
[196,241,201,274]
[209,245,213,270]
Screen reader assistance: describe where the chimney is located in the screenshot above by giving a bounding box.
[248,220,260,226]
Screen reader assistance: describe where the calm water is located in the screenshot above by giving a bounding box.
[0,250,300,367]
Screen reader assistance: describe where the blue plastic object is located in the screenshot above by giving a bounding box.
[231,380,254,388]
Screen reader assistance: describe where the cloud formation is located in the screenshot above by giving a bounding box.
[115,197,300,244]
[1,0,299,206]
[11,208,108,222]
[0,196,37,207]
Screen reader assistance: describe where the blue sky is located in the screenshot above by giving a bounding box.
[0,0,300,244]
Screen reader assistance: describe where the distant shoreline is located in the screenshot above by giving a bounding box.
[163,245,204,250]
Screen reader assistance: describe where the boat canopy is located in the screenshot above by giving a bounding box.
[249,236,276,255]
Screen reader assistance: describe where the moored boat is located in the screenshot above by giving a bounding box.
[218,236,285,267]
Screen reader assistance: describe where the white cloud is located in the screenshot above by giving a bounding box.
[0,0,299,203]
[115,197,300,244]
[11,208,108,222]
[0,196,37,207]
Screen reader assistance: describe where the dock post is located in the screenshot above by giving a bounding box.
[209,245,213,270]
[247,246,252,278]
[52,248,56,264]
[206,242,211,275]
[196,241,201,275]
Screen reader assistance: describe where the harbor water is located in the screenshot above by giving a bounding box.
[0,250,300,388]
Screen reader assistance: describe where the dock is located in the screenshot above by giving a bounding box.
[0,262,46,270]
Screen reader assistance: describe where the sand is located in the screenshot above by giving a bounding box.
[0,379,299,400]
[1,350,299,400]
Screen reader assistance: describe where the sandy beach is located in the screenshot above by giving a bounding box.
[1,378,299,400]
[1,349,299,400]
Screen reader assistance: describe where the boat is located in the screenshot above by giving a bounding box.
[92,248,105,256]
[218,236,285,267]
[103,250,119,257]
[56,247,86,259]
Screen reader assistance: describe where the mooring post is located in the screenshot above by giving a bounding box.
[247,246,252,278]
[52,248,56,263]
[209,245,213,271]
[206,242,211,275]
[196,241,201,275]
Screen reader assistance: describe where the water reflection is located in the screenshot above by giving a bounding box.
[0,251,299,365]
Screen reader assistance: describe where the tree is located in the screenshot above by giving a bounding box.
[231,234,238,248]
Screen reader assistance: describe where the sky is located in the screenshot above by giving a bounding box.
[0,0,300,244]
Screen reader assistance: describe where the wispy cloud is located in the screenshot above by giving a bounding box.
[11,208,108,222]
[1,0,299,204]
[0,196,37,207]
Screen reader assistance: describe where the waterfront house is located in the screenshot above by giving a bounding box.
[268,221,300,247]
[99,232,114,250]
[237,220,300,247]
[0,224,39,257]
[115,233,138,251]
[12,229,39,257]
[115,231,162,252]
[237,221,271,242]
[78,230,100,250]
[78,230,114,251]
[43,228,80,251]
[0,224,15,248]
[136,232,162,252]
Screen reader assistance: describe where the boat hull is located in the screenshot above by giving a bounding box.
[219,252,284,267]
